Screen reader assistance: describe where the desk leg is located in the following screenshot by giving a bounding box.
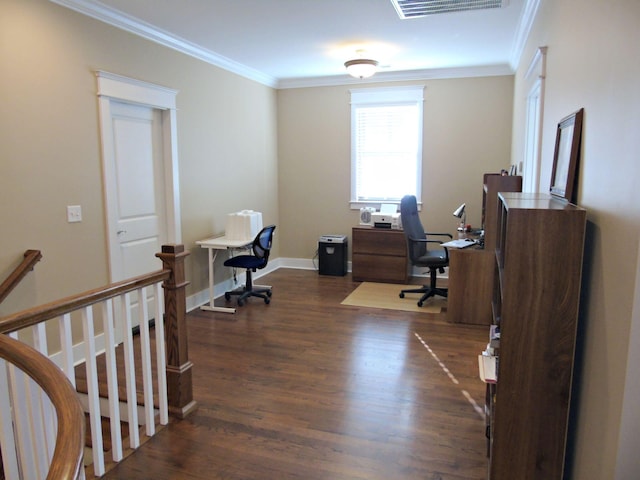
[200,248,236,314]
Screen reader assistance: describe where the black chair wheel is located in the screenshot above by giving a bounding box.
[267,290,272,297]
[224,292,231,301]
[417,300,424,307]
[237,299,244,307]
[264,297,270,304]
[399,292,405,298]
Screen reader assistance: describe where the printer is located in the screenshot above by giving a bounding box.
[371,212,402,229]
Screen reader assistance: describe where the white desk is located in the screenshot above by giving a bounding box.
[196,235,253,314]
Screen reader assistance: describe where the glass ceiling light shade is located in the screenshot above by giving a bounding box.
[344,58,379,79]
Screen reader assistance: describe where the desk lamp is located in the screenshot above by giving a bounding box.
[453,203,466,231]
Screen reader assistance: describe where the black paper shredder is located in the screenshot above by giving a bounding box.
[318,235,348,276]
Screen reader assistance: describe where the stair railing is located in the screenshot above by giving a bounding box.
[0,249,42,304]
[0,244,194,478]
[0,333,85,480]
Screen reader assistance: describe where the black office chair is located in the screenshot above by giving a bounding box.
[224,225,276,306]
[398,195,452,307]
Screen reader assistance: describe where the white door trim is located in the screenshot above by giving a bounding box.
[96,70,182,280]
[522,46,547,193]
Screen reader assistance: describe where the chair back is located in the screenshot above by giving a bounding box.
[252,225,276,268]
[400,195,427,262]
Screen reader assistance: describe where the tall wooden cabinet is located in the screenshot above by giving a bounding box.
[487,193,586,480]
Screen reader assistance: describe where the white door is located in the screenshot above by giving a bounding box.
[101,100,168,332]
[97,71,181,335]
[108,101,167,281]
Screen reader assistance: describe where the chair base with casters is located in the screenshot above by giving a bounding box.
[399,266,447,307]
[223,225,276,307]
[224,269,272,306]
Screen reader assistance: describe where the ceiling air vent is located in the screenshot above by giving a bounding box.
[391,0,508,19]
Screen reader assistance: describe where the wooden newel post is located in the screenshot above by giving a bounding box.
[156,244,197,418]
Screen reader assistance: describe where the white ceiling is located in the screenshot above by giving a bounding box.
[52,0,537,88]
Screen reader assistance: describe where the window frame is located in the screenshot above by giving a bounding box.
[349,85,424,209]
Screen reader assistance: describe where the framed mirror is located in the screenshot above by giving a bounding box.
[550,108,584,202]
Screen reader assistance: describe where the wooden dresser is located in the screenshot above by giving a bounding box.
[351,227,409,283]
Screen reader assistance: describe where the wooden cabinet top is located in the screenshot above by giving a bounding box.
[499,192,586,212]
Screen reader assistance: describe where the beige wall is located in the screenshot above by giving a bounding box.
[277,76,514,260]
[3,0,639,478]
[0,0,278,314]
[511,0,640,478]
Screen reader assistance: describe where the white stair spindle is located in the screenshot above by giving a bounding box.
[137,287,155,436]
[154,282,169,425]
[8,331,40,479]
[32,323,57,469]
[58,313,76,386]
[82,305,105,476]
[121,292,140,448]
[0,358,21,480]
[102,298,123,461]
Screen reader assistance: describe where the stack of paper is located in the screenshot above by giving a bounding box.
[478,354,497,383]
[441,238,477,248]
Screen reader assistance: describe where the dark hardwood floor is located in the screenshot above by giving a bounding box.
[103,268,489,479]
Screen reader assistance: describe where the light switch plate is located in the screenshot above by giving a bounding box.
[67,205,82,223]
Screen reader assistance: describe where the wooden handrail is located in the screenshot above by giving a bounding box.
[0,243,195,420]
[0,249,42,304]
[0,243,195,460]
[0,269,170,334]
[0,334,85,480]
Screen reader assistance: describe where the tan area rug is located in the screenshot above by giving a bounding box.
[341,282,446,313]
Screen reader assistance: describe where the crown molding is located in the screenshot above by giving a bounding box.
[50,0,278,88]
[51,0,524,91]
[509,0,541,70]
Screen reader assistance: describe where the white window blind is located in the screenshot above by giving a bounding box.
[350,86,424,205]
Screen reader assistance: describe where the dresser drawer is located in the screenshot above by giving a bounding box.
[351,227,409,283]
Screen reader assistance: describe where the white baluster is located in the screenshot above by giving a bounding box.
[154,282,169,425]
[58,313,76,386]
[0,357,21,479]
[8,331,40,479]
[121,292,140,448]
[102,298,123,461]
[137,287,155,436]
[32,323,56,471]
[82,305,105,476]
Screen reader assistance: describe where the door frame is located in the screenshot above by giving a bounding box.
[521,46,547,193]
[96,70,182,281]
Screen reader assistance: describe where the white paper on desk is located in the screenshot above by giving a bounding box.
[441,238,477,248]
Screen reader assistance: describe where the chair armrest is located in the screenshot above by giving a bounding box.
[424,232,453,240]
[407,235,452,262]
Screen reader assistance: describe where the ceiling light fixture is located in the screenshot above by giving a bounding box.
[344,58,379,79]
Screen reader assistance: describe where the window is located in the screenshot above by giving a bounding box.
[350,86,424,207]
